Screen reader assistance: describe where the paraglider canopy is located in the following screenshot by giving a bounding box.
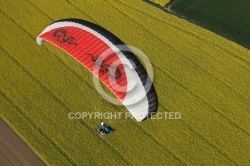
[37,18,158,121]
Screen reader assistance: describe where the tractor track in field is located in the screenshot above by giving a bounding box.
[26,0,54,21]
[0,87,77,166]
[8,1,248,164]
[0,45,133,166]
[67,0,250,136]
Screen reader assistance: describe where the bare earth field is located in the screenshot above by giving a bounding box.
[0,118,45,166]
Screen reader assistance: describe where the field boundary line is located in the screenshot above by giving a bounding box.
[166,2,250,50]
[0,87,77,166]
[116,0,250,68]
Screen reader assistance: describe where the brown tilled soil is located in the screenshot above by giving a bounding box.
[0,118,45,166]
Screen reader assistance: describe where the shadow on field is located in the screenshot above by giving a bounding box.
[142,0,172,11]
